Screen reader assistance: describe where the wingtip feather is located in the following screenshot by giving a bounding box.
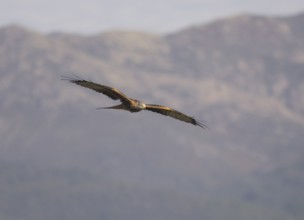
[194,119,209,129]
[61,74,86,82]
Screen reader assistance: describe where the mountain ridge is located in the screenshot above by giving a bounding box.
[0,12,303,220]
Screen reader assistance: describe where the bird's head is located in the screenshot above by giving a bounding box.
[138,102,146,109]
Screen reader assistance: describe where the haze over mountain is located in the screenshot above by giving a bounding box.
[0,12,303,220]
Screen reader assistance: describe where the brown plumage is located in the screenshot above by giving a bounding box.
[62,76,208,129]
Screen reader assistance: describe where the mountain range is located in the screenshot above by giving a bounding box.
[0,12,304,220]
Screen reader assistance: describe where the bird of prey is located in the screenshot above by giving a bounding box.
[62,76,207,129]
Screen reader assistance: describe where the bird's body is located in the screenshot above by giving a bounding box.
[101,99,145,112]
[62,76,207,129]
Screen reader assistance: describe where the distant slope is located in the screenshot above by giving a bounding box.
[0,12,303,220]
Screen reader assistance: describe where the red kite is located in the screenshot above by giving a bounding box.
[62,76,207,129]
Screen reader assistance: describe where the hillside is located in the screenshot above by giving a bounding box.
[0,12,304,220]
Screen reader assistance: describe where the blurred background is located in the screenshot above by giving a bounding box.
[1,1,304,220]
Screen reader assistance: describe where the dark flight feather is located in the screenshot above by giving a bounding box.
[62,76,131,105]
[145,104,208,129]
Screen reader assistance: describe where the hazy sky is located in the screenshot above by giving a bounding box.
[1,0,304,34]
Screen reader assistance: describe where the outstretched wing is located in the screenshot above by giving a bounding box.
[145,104,208,129]
[62,76,131,105]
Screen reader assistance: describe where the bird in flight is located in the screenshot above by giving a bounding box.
[62,76,207,129]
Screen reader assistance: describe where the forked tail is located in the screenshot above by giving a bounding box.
[96,104,126,110]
